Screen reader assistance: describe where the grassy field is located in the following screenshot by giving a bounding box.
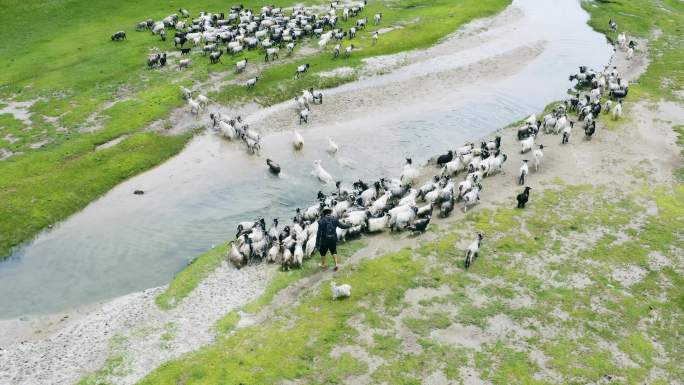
[0,0,510,259]
[136,182,684,384]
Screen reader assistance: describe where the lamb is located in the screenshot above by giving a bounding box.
[464,233,483,270]
[331,281,351,300]
[374,13,382,25]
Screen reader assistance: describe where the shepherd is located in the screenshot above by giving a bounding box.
[316,207,349,271]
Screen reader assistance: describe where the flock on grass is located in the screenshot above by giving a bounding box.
[111,1,377,72]
[111,11,633,273]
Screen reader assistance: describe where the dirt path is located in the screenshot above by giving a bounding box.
[1,6,680,385]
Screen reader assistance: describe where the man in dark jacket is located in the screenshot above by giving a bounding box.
[316,207,349,271]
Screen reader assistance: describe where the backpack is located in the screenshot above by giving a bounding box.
[322,217,337,242]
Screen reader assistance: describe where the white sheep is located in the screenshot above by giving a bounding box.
[400,159,419,186]
[518,160,529,185]
[331,281,351,300]
[533,145,544,172]
[293,129,304,150]
[612,100,623,120]
[462,185,481,213]
[464,233,483,270]
[366,214,389,232]
[520,134,536,153]
[327,138,339,154]
[218,121,236,140]
[187,98,201,116]
[312,160,333,184]
[197,94,209,108]
[235,58,248,73]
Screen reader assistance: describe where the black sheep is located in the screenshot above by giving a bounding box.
[407,215,431,234]
[516,187,532,209]
[266,159,281,175]
[436,150,453,166]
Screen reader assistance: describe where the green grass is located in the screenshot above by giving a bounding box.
[134,184,684,384]
[0,0,510,259]
[582,0,684,100]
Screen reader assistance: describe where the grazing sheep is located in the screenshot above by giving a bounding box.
[331,281,351,300]
[464,233,483,270]
[209,51,222,64]
[516,186,532,208]
[178,59,191,70]
[235,59,248,73]
[246,77,259,88]
[345,44,354,57]
[111,31,127,41]
[295,63,310,79]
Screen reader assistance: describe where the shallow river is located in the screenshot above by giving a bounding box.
[0,0,612,318]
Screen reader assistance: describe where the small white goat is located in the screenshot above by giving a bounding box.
[331,281,351,300]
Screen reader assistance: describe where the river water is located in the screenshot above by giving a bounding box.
[0,0,612,318]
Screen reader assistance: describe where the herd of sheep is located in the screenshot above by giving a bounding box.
[110,8,633,271]
[225,40,632,272]
[111,1,376,73]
